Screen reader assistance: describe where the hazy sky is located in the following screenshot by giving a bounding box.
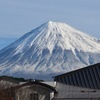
[0,0,100,38]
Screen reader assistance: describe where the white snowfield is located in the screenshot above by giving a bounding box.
[11,21,100,54]
[0,21,100,80]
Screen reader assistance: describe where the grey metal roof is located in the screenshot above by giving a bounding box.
[14,81,57,93]
[54,63,100,90]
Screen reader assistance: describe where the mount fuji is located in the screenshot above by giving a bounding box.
[0,21,100,80]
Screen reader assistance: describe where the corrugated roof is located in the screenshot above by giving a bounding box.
[54,63,100,89]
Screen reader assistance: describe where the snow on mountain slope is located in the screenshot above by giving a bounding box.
[98,39,100,43]
[0,21,100,80]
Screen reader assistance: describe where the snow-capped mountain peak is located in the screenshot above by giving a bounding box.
[0,21,100,80]
[13,21,100,54]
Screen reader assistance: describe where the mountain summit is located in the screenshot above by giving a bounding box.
[0,21,100,80]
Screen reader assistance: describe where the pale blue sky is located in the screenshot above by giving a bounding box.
[0,0,100,39]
